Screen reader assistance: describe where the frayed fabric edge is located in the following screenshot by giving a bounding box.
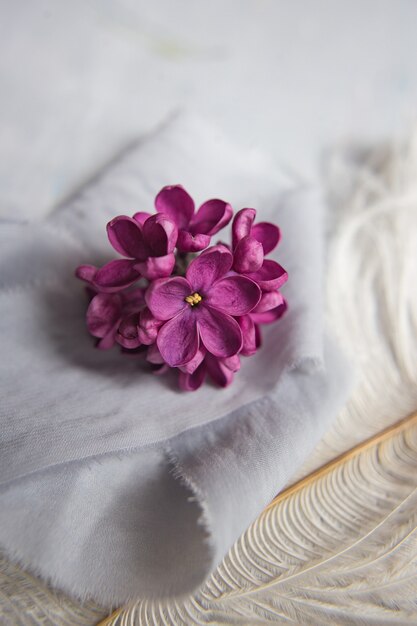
[163,444,217,592]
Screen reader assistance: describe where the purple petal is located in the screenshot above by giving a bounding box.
[96,329,118,350]
[155,185,194,230]
[116,313,142,349]
[138,307,164,344]
[251,222,281,255]
[121,287,146,314]
[153,363,170,376]
[179,347,206,374]
[186,245,233,293]
[206,354,239,387]
[233,236,264,273]
[145,276,190,320]
[133,211,151,225]
[206,275,261,316]
[178,362,206,391]
[251,299,288,324]
[147,343,165,365]
[107,216,147,259]
[176,230,211,253]
[197,305,242,357]
[221,354,241,372]
[252,290,284,313]
[232,208,256,249]
[86,293,122,338]
[135,253,175,280]
[143,213,178,256]
[236,315,257,356]
[245,260,288,291]
[75,264,97,284]
[157,309,199,366]
[190,199,233,236]
[94,259,140,292]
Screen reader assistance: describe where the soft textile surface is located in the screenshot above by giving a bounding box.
[0,114,351,606]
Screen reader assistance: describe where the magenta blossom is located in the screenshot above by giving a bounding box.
[155,185,233,253]
[76,212,178,291]
[232,208,288,291]
[85,287,145,350]
[179,348,241,391]
[237,290,288,356]
[76,260,141,293]
[137,307,164,345]
[145,246,261,367]
[106,212,178,282]
[146,343,169,376]
[76,185,288,391]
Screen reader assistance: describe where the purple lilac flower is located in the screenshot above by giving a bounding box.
[137,307,164,345]
[76,211,178,291]
[146,343,169,376]
[85,288,145,350]
[145,246,261,367]
[237,290,288,355]
[76,261,141,293]
[178,349,241,391]
[155,185,233,252]
[75,185,288,392]
[107,212,178,282]
[232,208,288,291]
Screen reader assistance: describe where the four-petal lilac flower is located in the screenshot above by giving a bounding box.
[178,349,241,391]
[232,208,288,291]
[237,290,288,356]
[155,185,233,252]
[85,288,145,350]
[146,246,261,366]
[107,212,178,282]
[76,212,178,291]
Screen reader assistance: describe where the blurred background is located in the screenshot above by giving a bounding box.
[1,0,417,220]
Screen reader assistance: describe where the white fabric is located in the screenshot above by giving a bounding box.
[0,114,351,606]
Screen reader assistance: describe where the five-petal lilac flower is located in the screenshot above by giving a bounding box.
[146,246,261,366]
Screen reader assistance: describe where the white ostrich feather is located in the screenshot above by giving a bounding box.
[297,133,417,477]
[102,415,417,625]
[2,133,417,624]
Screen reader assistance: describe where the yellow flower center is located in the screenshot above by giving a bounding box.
[185,292,202,307]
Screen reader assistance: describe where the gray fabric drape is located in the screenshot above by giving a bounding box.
[0,114,351,606]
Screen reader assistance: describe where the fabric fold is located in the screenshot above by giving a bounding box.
[0,113,351,606]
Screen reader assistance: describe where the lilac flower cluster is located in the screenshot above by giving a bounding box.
[76,185,288,391]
